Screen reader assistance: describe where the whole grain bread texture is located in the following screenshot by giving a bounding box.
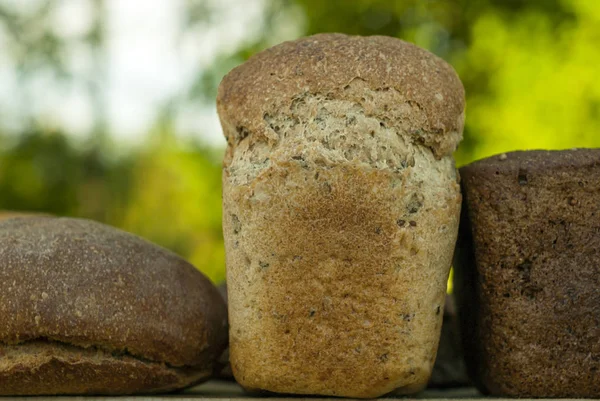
[218,33,465,398]
[455,149,600,397]
[216,283,469,388]
[0,217,228,395]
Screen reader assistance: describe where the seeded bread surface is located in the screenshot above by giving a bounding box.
[219,33,465,398]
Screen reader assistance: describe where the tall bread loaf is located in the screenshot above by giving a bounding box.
[455,150,600,397]
[218,33,465,398]
[0,217,228,395]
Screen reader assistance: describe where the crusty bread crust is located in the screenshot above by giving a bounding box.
[218,33,464,159]
[0,217,228,394]
[219,34,464,398]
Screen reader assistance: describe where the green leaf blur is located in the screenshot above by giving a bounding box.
[0,0,598,283]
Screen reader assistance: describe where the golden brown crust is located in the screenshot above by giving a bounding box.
[219,33,464,398]
[217,33,465,158]
[0,341,211,395]
[0,217,228,370]
[224,160,460,397]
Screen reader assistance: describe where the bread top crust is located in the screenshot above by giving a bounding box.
[0,217,228,368]
[461,149,600,180]
[218,33,465,158]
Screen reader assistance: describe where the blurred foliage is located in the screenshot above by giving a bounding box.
[458,2,600,162]
[119,132,225,283]
[222,0,600,165]
[0,129,129,219]
[0,0,599,283]
[0,0,107,139]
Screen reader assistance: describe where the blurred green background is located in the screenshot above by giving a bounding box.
[1,0,599,283]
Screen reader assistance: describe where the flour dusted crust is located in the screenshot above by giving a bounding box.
[219,33,464,398]
[0,217,228,395]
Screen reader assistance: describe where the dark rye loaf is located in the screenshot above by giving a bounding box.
[0,217,228,395]
[455,149,600,397]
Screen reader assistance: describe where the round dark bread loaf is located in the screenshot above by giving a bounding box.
[0,217,228,395]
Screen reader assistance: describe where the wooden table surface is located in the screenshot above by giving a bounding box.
[5,380,594,401]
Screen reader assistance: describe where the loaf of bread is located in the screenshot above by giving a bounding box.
[455,149,600,397]
[218,33,465,398]
[0,217,228,395]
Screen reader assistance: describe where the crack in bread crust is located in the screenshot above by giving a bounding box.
[0,340,212,395]
[0,217,228,369]
[0,338,205,371]
[218,34,465,161]
[225,87,460,186]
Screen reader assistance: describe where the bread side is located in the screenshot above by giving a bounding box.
[456,149,600,397]
[0,217,228,393]
[0,341,210,395]
[224,161,460,397]
[223,99,461,396]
